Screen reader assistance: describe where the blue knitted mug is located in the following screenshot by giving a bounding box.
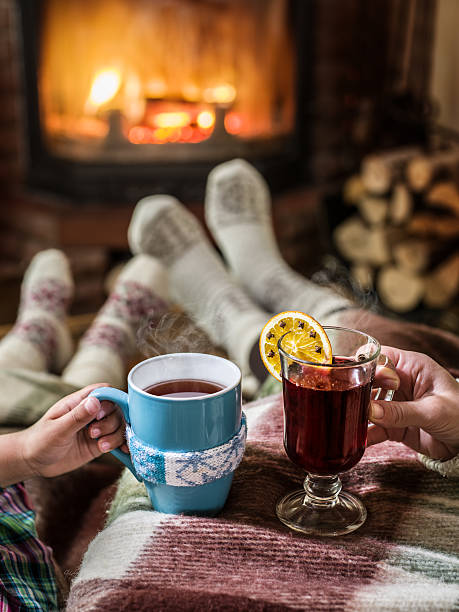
[90,353,244,516]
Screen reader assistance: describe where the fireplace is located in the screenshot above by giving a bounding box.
[6,0,436,207]
[0,0,438,322]
[18,0,310,202]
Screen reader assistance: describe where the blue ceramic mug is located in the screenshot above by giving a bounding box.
[90,353,243,516]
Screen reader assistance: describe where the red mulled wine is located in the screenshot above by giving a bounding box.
[282,356,372,475]
[144,378,225,399]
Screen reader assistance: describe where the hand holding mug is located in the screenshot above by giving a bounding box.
[0,384,125,487]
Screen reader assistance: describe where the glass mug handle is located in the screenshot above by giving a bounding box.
[373,353,397,401]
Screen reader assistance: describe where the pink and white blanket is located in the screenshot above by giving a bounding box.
[64,393,459,611]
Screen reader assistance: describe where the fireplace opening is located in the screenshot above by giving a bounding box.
[19,0,308,202]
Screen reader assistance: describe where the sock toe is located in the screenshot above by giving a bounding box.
[128,195,178,254]
[205,158,272,234]
[23,249,73,292]
[128,195,205,265]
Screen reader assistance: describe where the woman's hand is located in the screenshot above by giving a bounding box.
[368,347,459,460]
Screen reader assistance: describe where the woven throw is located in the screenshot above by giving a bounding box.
[126,413,247,486]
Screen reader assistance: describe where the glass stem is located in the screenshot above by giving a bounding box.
[303,474,342,508]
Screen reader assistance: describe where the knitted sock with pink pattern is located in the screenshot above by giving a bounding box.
[0,249,74,372]
[62,254,169,389]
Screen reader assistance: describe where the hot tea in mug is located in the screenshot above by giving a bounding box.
[144,379,225,398]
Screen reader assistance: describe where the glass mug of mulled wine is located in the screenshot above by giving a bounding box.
[276,326,395,536]
[90,353,244,516]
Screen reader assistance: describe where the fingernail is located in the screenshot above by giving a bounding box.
[91,428,101,439]
[100,441,110,451]
[370,401,384,420]
[85,397,99,415]
[96,410,105,420]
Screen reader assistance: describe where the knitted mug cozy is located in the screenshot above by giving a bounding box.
[126,413,247,487]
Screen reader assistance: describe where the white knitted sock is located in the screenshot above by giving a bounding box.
[62,254,169,389]
[128,195,269,395]
[205,159,353,324]
[0,249,74,372]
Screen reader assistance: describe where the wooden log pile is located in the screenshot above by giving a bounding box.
[334,146,459,313]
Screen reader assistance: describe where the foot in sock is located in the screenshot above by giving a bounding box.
[62,254,169,389]
[205,158,353,323]
[128,195,269,394]
[0,249,74,372]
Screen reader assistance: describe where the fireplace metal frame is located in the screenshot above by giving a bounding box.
[17,0,313,203]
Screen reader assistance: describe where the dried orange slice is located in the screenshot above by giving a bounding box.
[259,311,332,381]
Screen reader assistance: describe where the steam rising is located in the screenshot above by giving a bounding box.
[136,311,218,358]
[313,255,379,312]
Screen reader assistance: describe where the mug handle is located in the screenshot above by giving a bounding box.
[89,387,142,482]
[373,353,397,401]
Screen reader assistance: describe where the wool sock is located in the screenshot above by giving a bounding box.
[0,250,74,372]
[205,159,353,324]
[62,254,169,389]
[128,195,269,395]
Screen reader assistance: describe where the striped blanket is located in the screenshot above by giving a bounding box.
[66,393,459,611]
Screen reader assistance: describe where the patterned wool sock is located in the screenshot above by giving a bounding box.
[205,159,353,324]
[0,250,74,372]
[128,195,269,395]
[62,254,169,389]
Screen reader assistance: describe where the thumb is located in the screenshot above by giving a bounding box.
[55,396,101,436]
[369,399,428,429]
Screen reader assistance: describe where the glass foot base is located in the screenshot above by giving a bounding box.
[276,489,367,537]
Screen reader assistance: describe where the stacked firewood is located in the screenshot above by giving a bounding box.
[333,146,459,313]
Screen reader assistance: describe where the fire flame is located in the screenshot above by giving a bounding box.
[203,84,236,105]
[153,112,192,129]
[40,0,295,148]
[87,69,121,109]
[196,111,215,129]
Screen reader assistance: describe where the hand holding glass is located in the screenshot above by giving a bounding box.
[276,326,395,536]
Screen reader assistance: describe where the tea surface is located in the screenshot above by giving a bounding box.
[144,379,225,399]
